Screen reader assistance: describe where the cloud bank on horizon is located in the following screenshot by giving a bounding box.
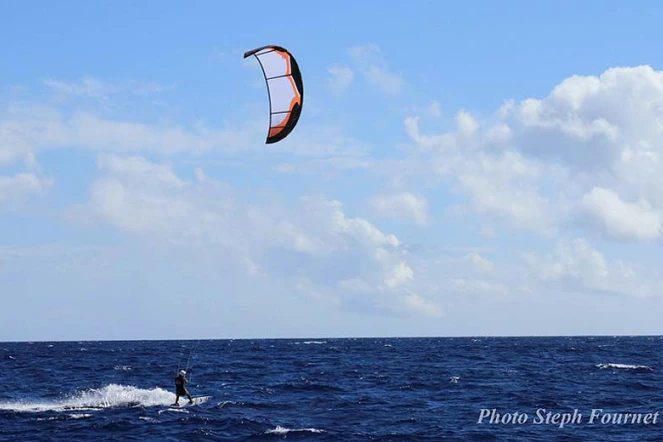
[2,2,663,340]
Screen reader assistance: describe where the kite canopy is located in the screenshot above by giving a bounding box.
[244,45,304,144]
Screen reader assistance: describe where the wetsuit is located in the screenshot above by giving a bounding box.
[174,374,193,405]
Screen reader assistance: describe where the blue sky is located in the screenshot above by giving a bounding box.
[3,1,663,341]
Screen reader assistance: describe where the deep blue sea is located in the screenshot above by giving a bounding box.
[2,336,662,441]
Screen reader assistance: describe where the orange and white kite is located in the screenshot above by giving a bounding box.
[244,45,304,144]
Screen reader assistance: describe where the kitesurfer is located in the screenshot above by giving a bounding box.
[174,369,194,406]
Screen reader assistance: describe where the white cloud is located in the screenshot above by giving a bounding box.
[0,172,52,207]
[82,154,436,318]
[90,155,200,237]
[451,149,558,236]
[419,237,661,301]
[384,261,414,288]
[43,76,174,100]
[525,238,661,298]
[403,100,443,119]
[97,154,187,187]
[327,66,354,93]
[499,65,663,172]
[370,192,430,225]
[531,239,609,290]
[455,110,480,137]
[450,277,510,298]
[404,116,455,151]
[43,77,116,100]
[9,63,663,336]
[466,252,495,273]
[0,124,51,211]
[402,290,443,318]
[403,65,663,242]
[427,100,442,118]
[348,44,405,94]
[580,187,662,241]
[0,127,38,169]
[275,156,375,176]
[2,106,226,155]
[3,99,370,162]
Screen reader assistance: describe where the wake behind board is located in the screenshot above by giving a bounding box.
[171,396,211,407]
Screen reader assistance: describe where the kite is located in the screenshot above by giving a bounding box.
[244,45,304,144]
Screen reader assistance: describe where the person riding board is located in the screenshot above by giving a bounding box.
[174,369,194,406]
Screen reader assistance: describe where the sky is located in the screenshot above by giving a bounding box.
[2,1,663,341]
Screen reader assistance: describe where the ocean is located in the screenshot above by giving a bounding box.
[1,336,661,441]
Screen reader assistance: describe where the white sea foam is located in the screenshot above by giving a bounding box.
[266,425,325,434]
[596,363,653,371]
[158,407,189,414]
[139,416,160,422]
[113,365,133,371]
[0,384,178,412]
[67,413,93,419]
[217,400,238,408]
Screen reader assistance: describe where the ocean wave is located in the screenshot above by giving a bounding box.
[67,413,93,419]
[265,425,325,435]
[596,363,653,372]
[0,384,178,413]
[273,379,343,393]
[113,365,132,371]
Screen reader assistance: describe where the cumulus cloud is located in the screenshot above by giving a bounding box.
[43,76,174,101]
[0,126,51,210]
[0,173,52,208]
[0,128,38,168]
[427,100,442,118]
[3,108,230,155]
[43,77,117,101]
[580,187,662,241]
[370,192,430,225]
[403,100,443,119]
[523,238,662,298]
[348,44,405,94]
[275,156,376,176]
[402,290,443,318]
[450,277,510,298]
[0,104,218,156]
[83,154,433,318]
[452,150,558,236]
[403,65,663,242]
[9,62,663,336]
[419,237,660,301]
[327,66,354,93]
[90,155,205,237]
[406,114,560,234]
[466,252,495,273]
[2,98,371,163]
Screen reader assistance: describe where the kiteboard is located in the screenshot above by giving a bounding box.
[171,396,211,407]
